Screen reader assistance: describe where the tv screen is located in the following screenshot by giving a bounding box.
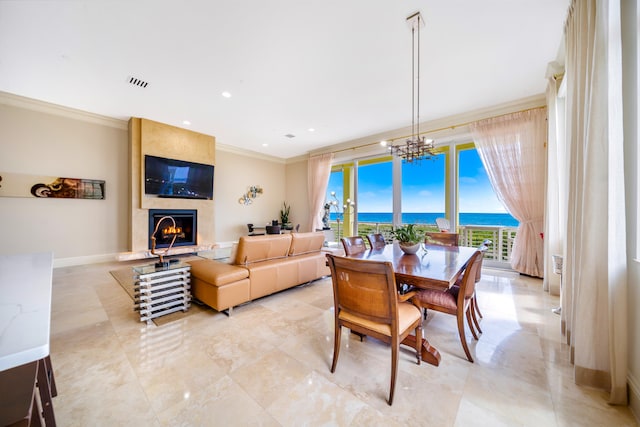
[144,155,214,199]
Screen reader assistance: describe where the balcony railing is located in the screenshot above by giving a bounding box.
[458,225,518,268]
[327,221,517,269]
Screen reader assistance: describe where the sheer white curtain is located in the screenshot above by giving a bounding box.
[307,153,334,232]
[543,71,566,296]
[469,108,547,277]
[561,0,627,404]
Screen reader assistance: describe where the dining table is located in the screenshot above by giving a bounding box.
[345,242,478,366]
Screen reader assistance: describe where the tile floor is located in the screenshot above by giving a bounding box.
[49,261,638,426]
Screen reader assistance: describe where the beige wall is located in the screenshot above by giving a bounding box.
[0,93,303,266]
[213,149,287,243]
[285,158,311,232]
[0,94,129,265]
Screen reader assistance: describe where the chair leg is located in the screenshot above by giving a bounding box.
[466,308,479,340]
[415,324,422,365]
[331,323,342,373]
[470,298,483,335]
[388,338,399,406]
[457,313,474,363]
[36,357,56,426]
[473,294,483,319]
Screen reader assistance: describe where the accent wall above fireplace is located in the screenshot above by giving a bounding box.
[128,117,215,253]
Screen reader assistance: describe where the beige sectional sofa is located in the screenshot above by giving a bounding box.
[188,232,329,314]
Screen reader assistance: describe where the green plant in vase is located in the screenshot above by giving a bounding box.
[390,224,424,254]
[280,202,292,229]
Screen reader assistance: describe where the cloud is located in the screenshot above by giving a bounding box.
[418,190,432,197]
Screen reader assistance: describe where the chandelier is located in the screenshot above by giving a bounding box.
[388,11,437,163]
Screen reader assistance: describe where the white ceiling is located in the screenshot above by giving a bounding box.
[0,1,569,160]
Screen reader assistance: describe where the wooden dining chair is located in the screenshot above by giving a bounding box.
[325,254,422,405]
[451,239,492,334]
[412,250,483,362]
[366,233,386,250]
[423,231,482,330]
[425,231,459,247]
[340,236,367,256]
[470,240,491,320]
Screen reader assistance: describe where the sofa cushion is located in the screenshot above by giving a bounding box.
[288,232,325,256]
[188,259,249,286]
[234,234,292,265]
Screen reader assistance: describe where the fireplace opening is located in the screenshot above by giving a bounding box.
[148,209,197,249]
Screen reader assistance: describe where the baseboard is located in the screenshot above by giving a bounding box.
[629,373,640,422]
[53,253,119,268]
[54,242,237,268]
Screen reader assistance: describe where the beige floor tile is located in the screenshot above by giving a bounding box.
[43,261,638,426]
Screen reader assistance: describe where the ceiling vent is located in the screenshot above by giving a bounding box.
[284,134,295,139]
[128,76,149,88]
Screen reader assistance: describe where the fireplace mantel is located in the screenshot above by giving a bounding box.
[116,243,215,262]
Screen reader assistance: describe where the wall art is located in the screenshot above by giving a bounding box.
[0,172,105,199]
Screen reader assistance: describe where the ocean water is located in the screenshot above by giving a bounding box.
[330,212,519,227]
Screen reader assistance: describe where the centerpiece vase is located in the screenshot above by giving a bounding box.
[399,242,421,255]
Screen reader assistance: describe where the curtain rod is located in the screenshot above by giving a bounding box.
[329,104,547,156]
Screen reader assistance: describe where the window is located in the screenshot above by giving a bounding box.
[357,158,393,240]
[401,153,446,226]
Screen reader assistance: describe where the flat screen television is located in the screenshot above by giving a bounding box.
[144,155,214,200]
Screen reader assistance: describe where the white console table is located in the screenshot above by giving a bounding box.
[133,262,191,324]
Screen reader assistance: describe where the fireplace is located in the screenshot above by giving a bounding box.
[148,209,197,249]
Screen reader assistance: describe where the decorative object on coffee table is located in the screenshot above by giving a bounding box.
[150,215,178,268]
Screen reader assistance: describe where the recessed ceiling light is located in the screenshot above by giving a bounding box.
[380,140,388,146]
[182,120,191,126]
[222,91,231,98]
[308,128,315,132]
[262,143,268,147]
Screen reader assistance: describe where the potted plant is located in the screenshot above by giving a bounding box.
[390,224,424,254]
[280,202,292,229]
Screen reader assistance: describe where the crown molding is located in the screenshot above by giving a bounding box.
[310,94,547,162]
[215,142,286,164]
[0,91,128,130]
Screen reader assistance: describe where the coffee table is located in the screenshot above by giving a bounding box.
[132,261,191,324]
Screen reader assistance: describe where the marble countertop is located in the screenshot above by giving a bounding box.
[0,252,53,371]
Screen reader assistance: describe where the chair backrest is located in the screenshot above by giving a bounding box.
[366,233,386,250]
[426,232,459,247]
[340,236,367,256]
[458,251,483,301]
[326,254,399,325]
[265,225,281,234]
[435,217,450,232]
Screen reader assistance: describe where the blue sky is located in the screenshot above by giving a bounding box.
[327,149,507,213]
